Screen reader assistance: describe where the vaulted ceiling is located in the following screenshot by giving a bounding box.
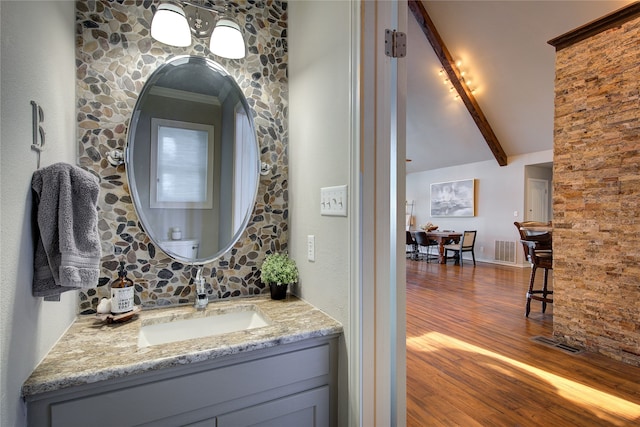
[406,0,635,174]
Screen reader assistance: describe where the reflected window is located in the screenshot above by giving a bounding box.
[150,118,214,209]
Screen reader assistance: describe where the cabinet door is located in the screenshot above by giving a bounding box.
[217,386,329,427]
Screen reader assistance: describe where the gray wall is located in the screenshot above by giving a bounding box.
[1,2,77,426]
[288,1,353,425]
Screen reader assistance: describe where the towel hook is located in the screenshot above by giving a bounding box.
[31,101,46,169]
[107,149,125,167]
[260,162,272,176]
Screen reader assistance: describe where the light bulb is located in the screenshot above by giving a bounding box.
[209,18,245,59]
[151,2,191,47]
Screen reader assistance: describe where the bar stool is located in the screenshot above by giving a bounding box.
[520,239,553,317]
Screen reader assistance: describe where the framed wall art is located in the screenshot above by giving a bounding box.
[430,179,475,217]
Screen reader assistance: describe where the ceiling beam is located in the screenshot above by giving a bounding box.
[408,0,508,166]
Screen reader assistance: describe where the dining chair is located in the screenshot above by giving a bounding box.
[443,230,477,266]
[406,231,418,260]
[414,231,438,262]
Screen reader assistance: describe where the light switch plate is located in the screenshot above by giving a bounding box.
[320,185,348,216]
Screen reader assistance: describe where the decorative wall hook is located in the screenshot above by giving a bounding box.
[31,101,46,169]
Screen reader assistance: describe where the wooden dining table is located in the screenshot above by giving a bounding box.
[412,230,462,264]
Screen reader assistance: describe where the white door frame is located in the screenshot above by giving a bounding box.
[356,1,407,425]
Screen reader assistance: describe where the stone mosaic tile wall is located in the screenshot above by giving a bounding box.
[552,16,640,366]
[76,0,288,313]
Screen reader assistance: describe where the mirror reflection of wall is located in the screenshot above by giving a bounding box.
[233,106,258,236]
[218,88,242,246]
[133,93,222,256]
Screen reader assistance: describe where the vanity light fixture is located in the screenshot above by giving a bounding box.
[151,0,246,59]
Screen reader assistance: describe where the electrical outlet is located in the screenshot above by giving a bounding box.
[320,185,348,216]
[307,235,315,261]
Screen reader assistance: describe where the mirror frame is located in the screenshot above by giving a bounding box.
[125,55,260,265]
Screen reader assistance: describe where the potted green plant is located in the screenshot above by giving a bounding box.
[260,252,299,300]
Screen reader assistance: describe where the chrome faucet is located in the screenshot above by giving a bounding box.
[193,266,208,310]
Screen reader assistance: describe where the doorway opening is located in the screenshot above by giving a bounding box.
[524,162,553,222]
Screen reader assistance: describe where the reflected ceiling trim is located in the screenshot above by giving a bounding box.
[408,0,508,166]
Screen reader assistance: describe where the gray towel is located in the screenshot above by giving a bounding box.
[32,163,101,300]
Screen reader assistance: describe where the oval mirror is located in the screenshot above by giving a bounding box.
[126,55,259,265]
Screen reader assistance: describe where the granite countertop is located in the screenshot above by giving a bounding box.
[22,295,342,397]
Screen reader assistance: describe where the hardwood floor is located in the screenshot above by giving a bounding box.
[406,259,640,426]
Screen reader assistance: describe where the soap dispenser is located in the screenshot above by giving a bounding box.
[111,261,135,314]
[193,266,208,310]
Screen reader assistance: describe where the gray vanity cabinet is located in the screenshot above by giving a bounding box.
[25,336,338,427]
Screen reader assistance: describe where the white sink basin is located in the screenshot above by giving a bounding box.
[138,306,270,348]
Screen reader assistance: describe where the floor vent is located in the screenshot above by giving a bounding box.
[531,336,583,355]
[494,240,516,263]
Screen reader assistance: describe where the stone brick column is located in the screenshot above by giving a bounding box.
[551,12,640,366]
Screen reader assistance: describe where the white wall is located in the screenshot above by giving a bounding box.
[1,2,77,426]
[288,1,352,425]
[406,150,553,265]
